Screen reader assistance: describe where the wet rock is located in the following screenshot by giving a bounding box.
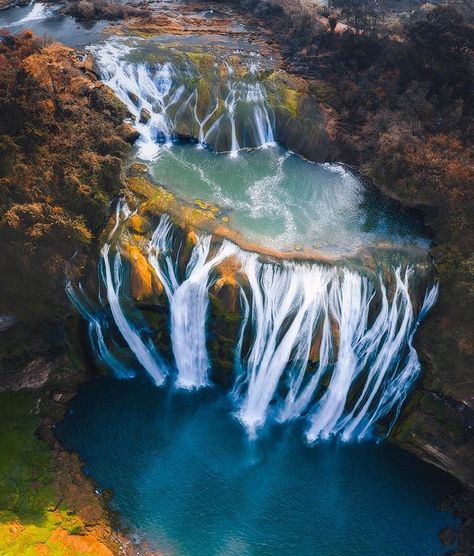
[118,122,140,144]
[130,162,148,174]
[122,244,163,300]
[139,107,151,124]
[128,214,150,235]
[127,91,140,107]
[439,526,455,546]
[0,315,16,332]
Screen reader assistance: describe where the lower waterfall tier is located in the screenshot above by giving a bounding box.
[68,211,437,443]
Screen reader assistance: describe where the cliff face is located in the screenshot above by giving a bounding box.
[365,141,474,488]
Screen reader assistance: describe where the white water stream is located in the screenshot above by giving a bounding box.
[70,215,437,441]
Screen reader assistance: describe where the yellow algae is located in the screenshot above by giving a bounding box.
[194,199,219,212]
[187,51,215,72]
[182,206,216,228]
[140,190,176,217]
[128,214,150,235]
[127,175,158,198]
[214,257,240,290]
[282,88,300,117]
[187,230,198,246]
[122,244,163,300]
[226,55,247,78]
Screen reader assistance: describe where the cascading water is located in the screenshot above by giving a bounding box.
[100,243,168,386]
[5,2,53,27]
[70,214,438,443]
[90,38,275,158]
[147,215,238,389]
[53,10,456,553]
[235,258,438,440]
[66,282,136,380]
[63,14,436,445]
[234,253,335,435]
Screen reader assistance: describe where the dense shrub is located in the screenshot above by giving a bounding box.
[63,0,149,21]
[0,31,133,363]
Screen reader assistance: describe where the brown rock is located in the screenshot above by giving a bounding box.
[139,107,152,124]
[122,244,163,300]
[128,214,151,235]
[439,526,455,546]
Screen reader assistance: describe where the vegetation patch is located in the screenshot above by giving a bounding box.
[0,391,115,555]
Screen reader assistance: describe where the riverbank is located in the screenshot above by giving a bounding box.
[0,349,162,554]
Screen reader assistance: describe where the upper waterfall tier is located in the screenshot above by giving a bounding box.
[89,36,329,160]
[89,36,429,255]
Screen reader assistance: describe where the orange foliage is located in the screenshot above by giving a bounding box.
[0,31,133,340]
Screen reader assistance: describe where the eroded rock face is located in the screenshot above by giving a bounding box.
[0,0,29,10]
[0,32,132,372]
[393,389,474,488]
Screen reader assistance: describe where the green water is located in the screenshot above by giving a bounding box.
[148,144,428,254]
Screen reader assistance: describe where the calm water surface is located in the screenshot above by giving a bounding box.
[148,144,428,254]
[57,377,457,556]
[0,2,109,47]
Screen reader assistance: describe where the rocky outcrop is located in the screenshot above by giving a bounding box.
[0,31,133,371]
[0,31,154,556]
[122,244,163,300]
[0,0,29,10]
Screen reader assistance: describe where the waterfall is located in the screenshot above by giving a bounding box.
[235,258,439,440]
[101,244,168,386]
[234,253,334,435]
[244,83,275,147]
[66,282,135,380]
[108,198,133,241]
[225,85,240,158]
[148,215,238,389]
[90,39,276,157]
[91,41,179,159]
[69,214,437,442]
[194,92,218,149]
[6,2,53,27]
